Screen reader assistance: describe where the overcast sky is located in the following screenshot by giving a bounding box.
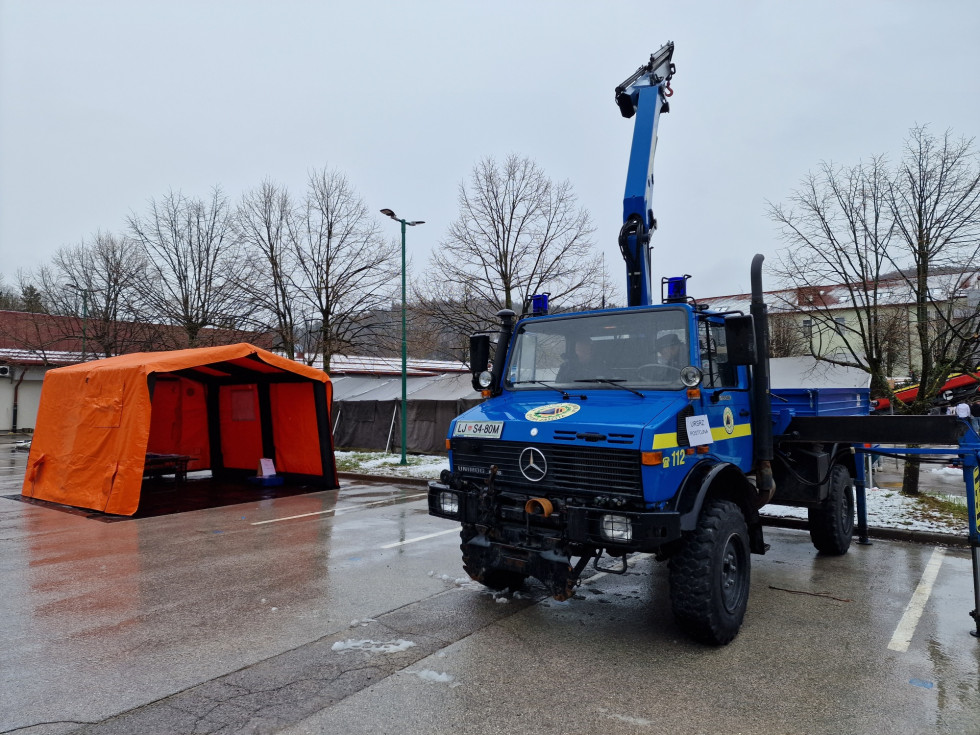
[2,0,978,302]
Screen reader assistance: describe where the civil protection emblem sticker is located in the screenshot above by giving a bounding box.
[525,403,582,422]
[723,407,735,435]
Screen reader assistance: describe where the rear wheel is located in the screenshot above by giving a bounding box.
[808,464,854,555]
[668,499,750,645]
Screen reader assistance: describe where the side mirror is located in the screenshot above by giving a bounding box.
[725,315,757,366]
[469,334,492,392]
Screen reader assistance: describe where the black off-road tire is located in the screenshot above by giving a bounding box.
[668,499,751,646]
[808,464,854,556]
[460,529,527,591]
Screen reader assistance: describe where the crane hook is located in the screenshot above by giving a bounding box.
[663,80,674,97]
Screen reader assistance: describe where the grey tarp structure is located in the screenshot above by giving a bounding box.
[330,373,482,453]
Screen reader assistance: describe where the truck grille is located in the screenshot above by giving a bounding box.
[451,439,642,497]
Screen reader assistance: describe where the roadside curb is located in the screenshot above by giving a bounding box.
[338,471,431,487]
[337,472,971,548]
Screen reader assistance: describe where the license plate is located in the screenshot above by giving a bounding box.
[453,420,504,439]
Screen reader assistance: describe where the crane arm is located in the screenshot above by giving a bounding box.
[617,42,675,307]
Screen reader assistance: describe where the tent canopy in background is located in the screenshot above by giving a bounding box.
[330,373,481,454]
[23,343,337,515]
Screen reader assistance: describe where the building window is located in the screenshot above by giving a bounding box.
[802,319,813,338]
[834,317,846,335]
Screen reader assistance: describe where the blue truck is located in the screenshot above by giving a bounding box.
[427,44,871,645]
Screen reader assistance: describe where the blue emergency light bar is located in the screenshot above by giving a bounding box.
[663,275,691,303]
[530,293,550,316]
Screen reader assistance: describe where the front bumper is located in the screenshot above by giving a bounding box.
[427,480,682,552]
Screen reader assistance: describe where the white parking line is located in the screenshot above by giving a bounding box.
[887,547,945,652]
[251,493,428,525]
[381,528,459,549]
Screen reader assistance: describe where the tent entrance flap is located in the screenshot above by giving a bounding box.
[147,376,211,470]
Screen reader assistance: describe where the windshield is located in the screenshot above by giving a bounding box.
[504,308,691,391]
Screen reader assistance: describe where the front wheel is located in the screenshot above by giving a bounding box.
[668,499,751,645]
[808,464,854,555]
[460,528,527,592]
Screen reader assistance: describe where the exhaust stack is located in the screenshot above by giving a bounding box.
[750,254,775,505]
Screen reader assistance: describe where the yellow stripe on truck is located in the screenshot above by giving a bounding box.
[651,423,751,450]
[712,423,752,441]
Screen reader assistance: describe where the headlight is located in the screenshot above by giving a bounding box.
[679,365,703,387]
[439,491,460,515]
[600,514,633,542]
[477,370,492,388]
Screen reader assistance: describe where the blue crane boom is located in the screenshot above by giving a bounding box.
[616,42,675,307]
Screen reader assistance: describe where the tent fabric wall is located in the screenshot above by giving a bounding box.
[23,343,337,515]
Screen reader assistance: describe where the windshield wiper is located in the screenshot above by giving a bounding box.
[511,379,572,399]
[573,378,645,398]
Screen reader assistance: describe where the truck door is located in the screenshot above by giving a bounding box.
[696,316,753,471]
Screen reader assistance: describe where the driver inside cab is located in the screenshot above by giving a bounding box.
[556,337,600,382]
[657,332,688,368]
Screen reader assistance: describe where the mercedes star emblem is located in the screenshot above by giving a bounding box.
[519,447,547,482]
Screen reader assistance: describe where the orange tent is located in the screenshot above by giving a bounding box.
[22,343,338,515]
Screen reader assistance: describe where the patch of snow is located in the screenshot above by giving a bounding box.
[760,486,965,535]
[349,618,376,627]
[929,466,965,476]
[337,451,448,479]
[331,639,416,654]
[411,669,455,684]
[403,460,450,478]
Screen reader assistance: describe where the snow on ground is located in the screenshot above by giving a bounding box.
[928,466,968,477]
[336,451,449,479]
[759,486,964,535]
[331,639,416,654]
[337,452,966,536]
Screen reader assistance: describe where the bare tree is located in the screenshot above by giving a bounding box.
[767,312,807,358]
[417,154,601,353]
[771,126,980,493]
[770,155,897,395]
[234,180,300,357]
[128,187,246,346]
[291,167,399,371]
[887,128,980,493]
[39,232,153,358]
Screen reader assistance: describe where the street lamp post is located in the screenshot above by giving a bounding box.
[380,208,424,465]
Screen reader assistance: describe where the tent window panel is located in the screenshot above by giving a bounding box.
[231,388,257,421]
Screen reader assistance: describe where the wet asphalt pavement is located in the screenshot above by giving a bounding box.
[1,445,978,735]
